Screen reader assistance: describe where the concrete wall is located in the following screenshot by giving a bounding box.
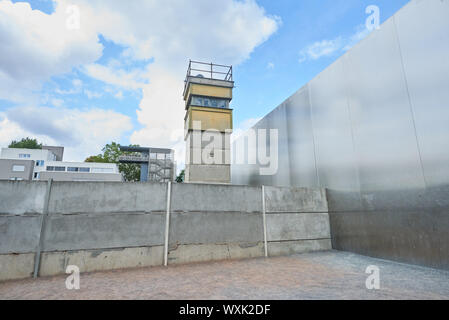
[264,187,331,256]
[38,171,123,182]
[0,181,330,281]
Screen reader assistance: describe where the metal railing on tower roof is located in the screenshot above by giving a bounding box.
[185,60,233,83]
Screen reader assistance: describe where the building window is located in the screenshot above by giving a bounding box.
[67,167,90,173]
[54,167,66,172]
[47,166,55,171]
[36,160,45,167]
[12,165,25,172]
[19,154,31,159]
[34,172,39,179]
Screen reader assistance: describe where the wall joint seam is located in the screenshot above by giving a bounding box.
[163,181,172,267]
[262,186,268,258]
[33,179,53,278]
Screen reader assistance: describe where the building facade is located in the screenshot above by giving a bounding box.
[0,147,122,182]
[0,159,35,181]
[119,146,176,183]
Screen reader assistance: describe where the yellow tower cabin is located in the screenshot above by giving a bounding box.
[183,60,234,184]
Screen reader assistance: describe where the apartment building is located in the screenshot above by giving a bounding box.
[0,146,122,182]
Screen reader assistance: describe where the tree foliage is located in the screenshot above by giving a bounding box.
[9,137,42,149]
[85,142,141,182]
[176,169,185,183]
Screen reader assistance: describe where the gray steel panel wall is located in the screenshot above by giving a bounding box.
[231,0,449,269]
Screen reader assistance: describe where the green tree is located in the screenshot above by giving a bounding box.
[85,142,141,182]
[9,137,42,149]
[176,169,185,183]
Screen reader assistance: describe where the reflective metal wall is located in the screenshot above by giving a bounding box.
[232,0,449,269]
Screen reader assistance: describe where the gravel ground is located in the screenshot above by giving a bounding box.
[1,250,448,300]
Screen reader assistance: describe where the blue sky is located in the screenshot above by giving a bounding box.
[234,0,409,123]
[0,0,409,165]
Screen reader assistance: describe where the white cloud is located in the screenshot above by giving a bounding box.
[84,89,102,99]
[81,0,281,153]
[114,91,123,100]
[0,0,102,102]
[130,66,185,148]
[72,79,83,88]
[1,106,133,161]
[0,0,280,161]
[299,24,372,63]
[299,38,343,63]
[51,98,64,107]
[267,62,275,69]
[83,63,148,91]
[73,0,280,69]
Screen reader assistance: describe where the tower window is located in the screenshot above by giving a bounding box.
[191,96,229,109]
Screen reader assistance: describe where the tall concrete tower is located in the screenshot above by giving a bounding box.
[183,60,234,184]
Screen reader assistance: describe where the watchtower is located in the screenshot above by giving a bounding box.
[183,60,234,184]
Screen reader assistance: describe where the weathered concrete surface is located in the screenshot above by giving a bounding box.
[1,251,448,300]
[39,171,123,182]
[0,253,34,281]
[39,246,164,277]
[264,186,328,213]
[168,242,264,265]
[0,181,46,215]
[266,213,331,241]
[0,216,42,254]
[185,164,231,184]
[48,182,167,214]
[186,147,230,166]
[268,239,332,257]
[42,213,165,252]
[171,183,262,213]
[0,182,331,280]
[169,212,263,245]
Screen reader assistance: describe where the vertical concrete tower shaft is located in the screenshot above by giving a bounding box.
[183,61,234,184]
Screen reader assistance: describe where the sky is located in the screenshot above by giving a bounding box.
[0,0,409,168]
